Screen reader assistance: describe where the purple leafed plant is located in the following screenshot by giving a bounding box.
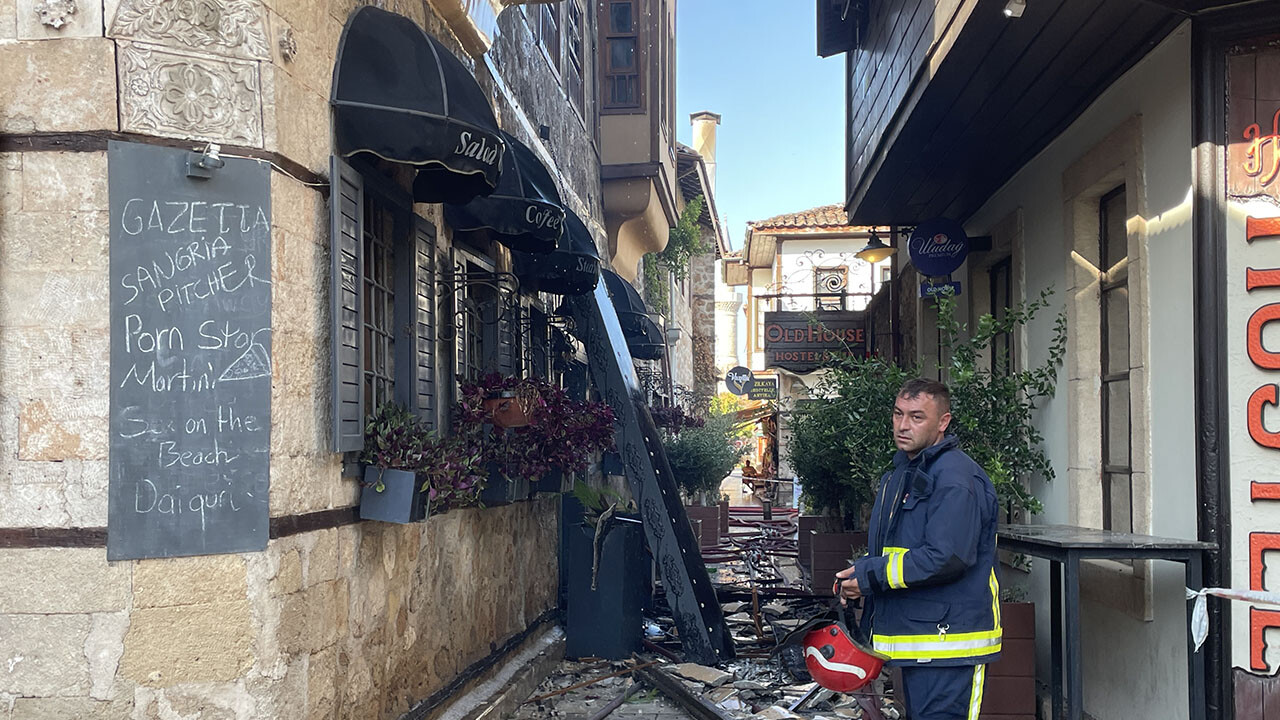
[457,373,617,483]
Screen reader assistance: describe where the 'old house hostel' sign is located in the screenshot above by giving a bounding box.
[762,311,867,373]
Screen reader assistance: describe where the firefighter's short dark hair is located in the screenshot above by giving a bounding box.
[897,378,951,414]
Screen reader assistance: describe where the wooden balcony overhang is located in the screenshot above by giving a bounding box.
[846,0,1199,226]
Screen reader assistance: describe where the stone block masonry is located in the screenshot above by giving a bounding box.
[0,2,568,717]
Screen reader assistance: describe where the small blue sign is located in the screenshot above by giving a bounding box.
[908,218,970,277]
[920,281,963,298]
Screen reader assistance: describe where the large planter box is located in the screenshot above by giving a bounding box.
[798,516,844,572]
[564,521,648,659]
[980,601,1036,720]
[480,461,529,506]
[685,504,720,548]
[531,467,565,494]
[359,467,428,524]
[809,531,868,595]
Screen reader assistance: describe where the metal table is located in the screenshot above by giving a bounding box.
[997,524,1215,720]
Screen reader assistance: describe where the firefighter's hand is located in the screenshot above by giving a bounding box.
[834,567,862,605]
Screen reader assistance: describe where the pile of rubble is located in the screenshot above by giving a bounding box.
[508,654,901,720]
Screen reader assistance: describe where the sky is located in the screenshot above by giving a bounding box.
[675,1,846,250]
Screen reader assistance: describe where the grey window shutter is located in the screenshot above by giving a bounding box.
[413,216,437,430]
[330,156,365,452]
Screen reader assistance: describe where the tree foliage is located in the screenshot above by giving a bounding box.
[657,197,706,280]
[787,287,1067,523]
[662,404,746,502]
[788,358,917,524]
[936,288,1067,517]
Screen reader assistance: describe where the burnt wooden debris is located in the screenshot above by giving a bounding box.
[570,285,734,665]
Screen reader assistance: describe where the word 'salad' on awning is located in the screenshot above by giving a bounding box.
[512,210,601,296]
[331,6,504,205]
[445,131,566,254]
[602,270,664,360]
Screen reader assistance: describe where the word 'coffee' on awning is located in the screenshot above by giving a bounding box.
[512,210,600,296]
[445,131,566,254]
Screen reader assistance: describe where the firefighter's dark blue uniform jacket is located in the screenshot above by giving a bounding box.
[852,435,1002,667]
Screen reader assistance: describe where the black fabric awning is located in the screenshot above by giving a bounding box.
[445,131,565,254]
[626,315,666,360]
[602,269,649,338]
[511,210,600,296]
[331,6,504,205]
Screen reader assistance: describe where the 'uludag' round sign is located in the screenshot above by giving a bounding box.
[908,218,970,277]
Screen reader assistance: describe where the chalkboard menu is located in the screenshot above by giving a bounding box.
[107,141,272,561]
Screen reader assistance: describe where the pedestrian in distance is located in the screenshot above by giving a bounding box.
[834,378,1001,720]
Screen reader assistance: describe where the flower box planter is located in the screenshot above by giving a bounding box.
[359,467,428,524]
[564,520,648,660]
[798,515,845,573]
[809,531,868,595]
[979,600,1036,720]
[530,467,566,494]
[685,504,721,548]
[480,461,529,506]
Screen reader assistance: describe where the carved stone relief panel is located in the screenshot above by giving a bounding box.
[117,41,263,146]
[18,0,104,40]
[107,0,269,60]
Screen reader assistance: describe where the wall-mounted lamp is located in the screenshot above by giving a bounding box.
[855,231,897,264]
[1003,0,1026,18]
[186,143,225,179]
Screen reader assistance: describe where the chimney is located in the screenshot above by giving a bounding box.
[690,111,721,195]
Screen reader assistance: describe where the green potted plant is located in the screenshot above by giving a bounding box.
[358,403,430,524]
[660,405,746,548]
[787,357,915,587]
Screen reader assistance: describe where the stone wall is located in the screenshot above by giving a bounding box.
[689,250,716,396]
[0,0,582,717]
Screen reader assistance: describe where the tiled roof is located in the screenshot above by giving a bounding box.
[747,204,851,231]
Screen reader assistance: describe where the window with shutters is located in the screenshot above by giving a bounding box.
[1099,186,1132,534]
[988,256,1013,376]
[329,156,438,453]
[455,257,501,382]
[602,0,640,110]
[565,0,585,115]
[538,4,561,76]
[362,194,397,412]
[1061,117,1152,618]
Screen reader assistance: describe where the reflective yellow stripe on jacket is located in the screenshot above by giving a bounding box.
[871,628,1002,660]
[883,546,909,589]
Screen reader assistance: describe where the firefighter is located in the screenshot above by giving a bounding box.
[834,378,1001,720]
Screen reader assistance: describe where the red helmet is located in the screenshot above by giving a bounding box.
[799,619,887,693]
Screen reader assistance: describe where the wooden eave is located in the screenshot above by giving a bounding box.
[845,0,1186,226]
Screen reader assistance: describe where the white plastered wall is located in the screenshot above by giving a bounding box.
[965,23,1197,720]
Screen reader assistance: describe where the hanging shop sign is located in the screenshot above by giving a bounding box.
[907,218,970,277]
[726,366,754,395]
[1225,43,1280,680]
[763,311,867,373]
[747,378,779,401]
